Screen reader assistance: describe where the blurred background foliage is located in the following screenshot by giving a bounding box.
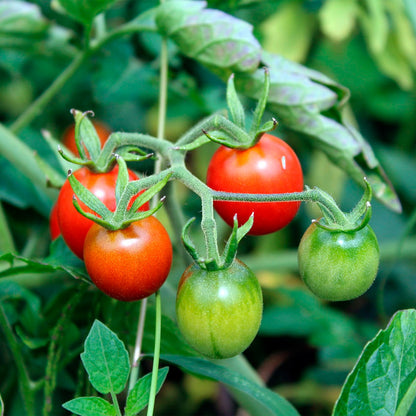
[1,0,416,415]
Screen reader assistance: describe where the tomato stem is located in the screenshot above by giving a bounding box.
[0,303,36,416]
[129,298,148,392]
[147,291,162,416]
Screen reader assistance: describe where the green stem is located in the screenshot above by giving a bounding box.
[111,391,122,416]
[0,303,35,416]
[211,187,349,226]
[0,202,15,253]
[173,166,221,262]
[129,298,148,392]
[0,124,58,202]
[9,52,88,134]
[147,291,162,416]
[43,286,87,416]
[151,34,169,209]
[164,181,190,266]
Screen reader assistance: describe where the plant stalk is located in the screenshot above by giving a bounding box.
[147,291,162,416]
[129,298,148,391]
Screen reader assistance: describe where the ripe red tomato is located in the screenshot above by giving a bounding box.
[62,121,111,157]
[206,133,303,235]
[49,202,60,240]
[56,166,149,259]
[84,217,172,301]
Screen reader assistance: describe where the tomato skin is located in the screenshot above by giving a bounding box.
[206,133,303,235]
[62,121,110,157]
[84,217,172,301]
[49,203,60,240]
[176,260,263,359]
[297,223,379,301]
[56,166,148,259]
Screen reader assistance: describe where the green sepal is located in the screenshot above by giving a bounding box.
[173,135,211,151]
[347,177,373,224]
[248,67,270,138]
[180,218,219,270]
[127,173,172,215]
[116,146,154,163]
[57,146,96,168]
[181,218,203,265]
[68,170,111,220]
[221,214,254,268]
[118,198,166,229]
[72,109,102,162]
[226,74,245,130]
[203,125,251,149]
[254,118,278,142]
[114,155,129,206]
[72,197,111,229]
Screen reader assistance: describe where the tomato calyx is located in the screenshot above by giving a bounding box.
[313,177,374,233]
[182,213,254,271]
[203,68,277,150]
[59,109,153,173]
[68,155,171,231]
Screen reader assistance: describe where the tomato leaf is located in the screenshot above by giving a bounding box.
[333,309,416,416]
[0,1,49,39]
[156,1,261,74]
[81,320,130,395]
[62,396,116,416]
[158,354,300,416]
[232,52,401,212]
[0,239,89,282]
[53,0,118,27]
[124,367,169,416]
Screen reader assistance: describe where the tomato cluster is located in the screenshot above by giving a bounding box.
[49,122,379,358]
[53,165,172,302]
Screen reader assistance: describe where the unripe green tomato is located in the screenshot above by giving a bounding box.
[298,222,380,301]
[176,260,263,359]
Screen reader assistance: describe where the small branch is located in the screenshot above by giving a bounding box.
[129,298,148,392]
[147,291,162,416]
[0,303,35,416]
[9,52,88,134]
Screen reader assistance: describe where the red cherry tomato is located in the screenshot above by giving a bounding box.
[62,121,111,157]
[84,217,172,301]
[56,166,149,259]
[49,202,60,240]
[206,133,303,235]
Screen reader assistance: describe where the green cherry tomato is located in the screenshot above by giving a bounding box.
[297,222,380,301]
[176,260,263,359]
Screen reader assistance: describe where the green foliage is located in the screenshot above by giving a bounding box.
[0,0,416,415]
[333,309,416,416]
[63,320,168,416]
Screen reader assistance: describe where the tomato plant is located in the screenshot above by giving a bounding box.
[297,222,380,301]
[206,133,303,235]
[56,166,148,259]
[176,260,263,359]
[62,121,111,157]
[83,216,172,301]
